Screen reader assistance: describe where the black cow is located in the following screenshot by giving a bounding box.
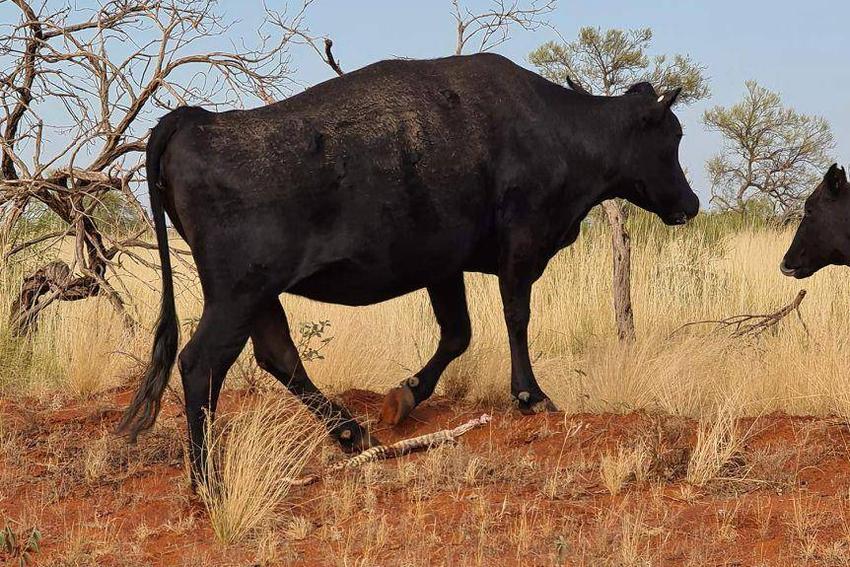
[782,164,849,278]
[118,53,699,482]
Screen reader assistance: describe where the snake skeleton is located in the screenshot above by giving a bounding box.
[287,414,492,486]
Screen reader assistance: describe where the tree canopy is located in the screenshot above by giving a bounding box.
[703,81,835,217]
[528,27,709,101]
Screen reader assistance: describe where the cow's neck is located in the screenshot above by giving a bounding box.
[559,95,637,206]
[544,97,639,250]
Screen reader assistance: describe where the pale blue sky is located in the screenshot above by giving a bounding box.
[2,1,847,205]
[279,0,849,203]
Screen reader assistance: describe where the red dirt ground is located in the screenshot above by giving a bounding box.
[3,388,850,565]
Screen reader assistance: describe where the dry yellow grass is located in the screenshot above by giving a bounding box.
[196,396,326,545]
[600,442,649,495]
[686,398,748,486]
[3,223,849,421]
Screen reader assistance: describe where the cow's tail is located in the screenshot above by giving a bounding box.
[118,110,186,442]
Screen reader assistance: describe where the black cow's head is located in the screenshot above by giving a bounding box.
[781,164,849,279]
[612,83,700,226]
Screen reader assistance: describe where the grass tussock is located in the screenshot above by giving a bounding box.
[600,443,649,495]
[196,396,326,545]
[686,399,749,487]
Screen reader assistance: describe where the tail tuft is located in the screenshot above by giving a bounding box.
[117,110,188,440]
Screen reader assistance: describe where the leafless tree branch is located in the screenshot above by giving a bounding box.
[1,0,311,333]
[452,0,556,56]
[670,290,809,340]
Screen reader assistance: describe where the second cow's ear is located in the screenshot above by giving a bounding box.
[825,163,847,194]
[566,76,591,96]
[626,82,658,97]
[656,87,682,109]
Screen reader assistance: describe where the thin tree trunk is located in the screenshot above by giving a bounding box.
[0,200,25,253]
[602,199,635,343]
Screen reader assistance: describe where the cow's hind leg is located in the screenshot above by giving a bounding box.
[178,300,254,487]
[251,298,379,453]
[381,273,471,425]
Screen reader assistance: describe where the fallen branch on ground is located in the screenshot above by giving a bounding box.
[287,414,492,486]
[670,289,808,339]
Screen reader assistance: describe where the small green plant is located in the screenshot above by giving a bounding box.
[297,319,334,361]
[0,521,42,566]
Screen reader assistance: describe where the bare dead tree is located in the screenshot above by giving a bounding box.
[266,4,344,77]
[1,0,313,333]
[452,0,556,55]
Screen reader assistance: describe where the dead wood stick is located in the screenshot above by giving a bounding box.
[323,38,344,76]
[3,229,70,259]
[670,290,808,339]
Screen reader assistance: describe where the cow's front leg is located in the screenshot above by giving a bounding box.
[251,298,379,453]
[497,256,559,415]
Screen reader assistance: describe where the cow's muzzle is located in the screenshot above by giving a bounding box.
[779,261,797,277]
[663,211,690,226]
[780,260,810,279]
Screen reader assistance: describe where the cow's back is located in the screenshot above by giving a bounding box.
[160,54,568,304]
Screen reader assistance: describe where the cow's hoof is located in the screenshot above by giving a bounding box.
[380,385,416,425]
[515,395,559,415]
[335,422,381,454]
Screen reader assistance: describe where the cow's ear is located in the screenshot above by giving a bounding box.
[825,163,847,194]
[626,82,658,97]
[657,87,682,109]
[566,76,591,96]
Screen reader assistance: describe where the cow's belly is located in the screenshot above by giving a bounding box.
[286,265,429,306]
[285,225,481,306]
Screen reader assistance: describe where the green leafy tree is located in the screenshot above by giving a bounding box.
[529,27,709,342]
[530,28,709,102]
[703,81,834,218]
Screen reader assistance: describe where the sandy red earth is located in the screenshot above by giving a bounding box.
[3,388,850,566]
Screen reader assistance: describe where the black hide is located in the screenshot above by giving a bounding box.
[120,53,699,482]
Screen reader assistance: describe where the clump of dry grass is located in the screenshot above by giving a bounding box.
[196,396,326,545]
[686,399,748,486]
[54,302,130,398]
[600,443,649,495]
[617,507,654,567]
[82,432,112,483]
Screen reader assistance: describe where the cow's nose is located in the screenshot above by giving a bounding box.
[779,260,798,277]
[667,211,689,225]
[684,193,700,219]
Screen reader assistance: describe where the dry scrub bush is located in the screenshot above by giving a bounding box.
[197,396,326,545]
